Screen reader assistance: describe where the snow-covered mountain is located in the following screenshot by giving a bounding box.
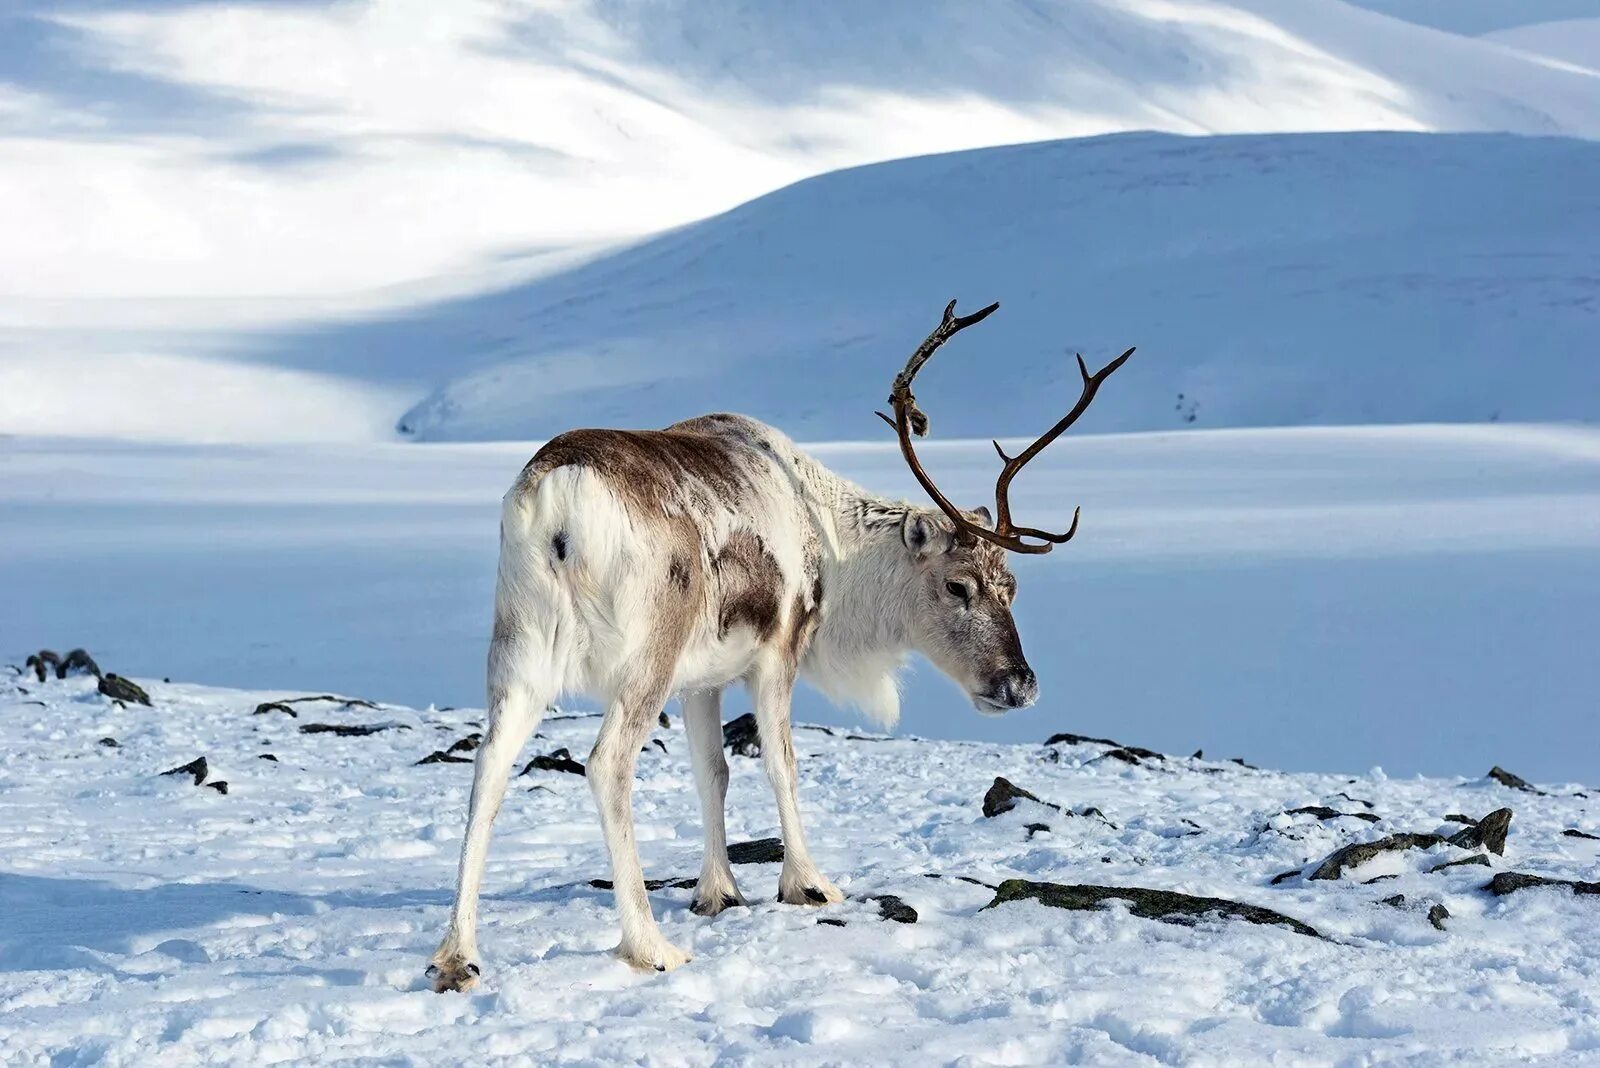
[387,130,1600,441]
[3,0,1600,442]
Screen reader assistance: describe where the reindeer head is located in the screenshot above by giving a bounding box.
[900,506,1035,714]
[879,299,1133,715]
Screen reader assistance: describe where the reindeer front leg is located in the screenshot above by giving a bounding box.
[750,662,842,906]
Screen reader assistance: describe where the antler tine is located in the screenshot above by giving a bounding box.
[991,346,1136,544]
[879,300,1133,555]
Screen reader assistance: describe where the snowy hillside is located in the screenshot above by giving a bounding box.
[6,423,1597,782]
[389,131,1600,441]
[2,673,1597,1063]
[5,0,1600,442]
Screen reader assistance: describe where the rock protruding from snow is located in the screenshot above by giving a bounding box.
[982,776,1053,818]
[1487,767,1544,795]
[724,713,761,758]
[1308,834,1447,881]
[519,748,585,777]
[160,756,208,786]
[985,879,1322,939]
[100,674,151,706]
[1447,807,1513,855]
[727,838,784,865]
[1483,872,1600,898]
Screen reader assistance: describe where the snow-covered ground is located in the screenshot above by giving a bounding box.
[5,422,1597,782]
[2,672,1596,1064]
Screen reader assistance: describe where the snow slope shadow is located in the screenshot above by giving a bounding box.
[246,131,1600,442]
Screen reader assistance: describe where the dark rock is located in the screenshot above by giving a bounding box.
[206,781,228,795]
[1380,893,1407,907]
[589,877,697,891]
[299,722,406,737]
[1428,903,1450,930]
[1447,808,1512,855]
[416,750,472,765]
[253,702,297,717]
[1562,829,1600,841]
[1025,822,1050,838]
[98,737,120,748]
[99,674,151,706]
[724,712,761,757]
[1191,749,1203,759]
[658,710,670,729]
[258,753,278,762]
[920,872,999,890]
[25,651,60,682]
[1443,813,1478,826]
[727,838,784,864]
[1044,731,1123,748]
[519,748,586,776]
[1335,793,1375,809]
[1288,805,1381,824]
[1362,874,1400,884]
[1487,766,1544,795]
[871,895,918,924]
[1429,853,1490,873]
[1269,868,1302,885]
[1309,833,1447,881]
[161,756,208,786]
[982,776,1057,818]
[1231,757,1259,769]
[58,649,101,679]
[984,879,1322,938]
[446,733,482,754]
[1483,871,1600,897]
[818,917,848,927]
[1103,748,1145,765]
[648,738,667,755]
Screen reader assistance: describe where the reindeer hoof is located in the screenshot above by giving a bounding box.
[690,891,746,917]
[617,938,691,973]
[778,874,844,907]
[427,957,481,993]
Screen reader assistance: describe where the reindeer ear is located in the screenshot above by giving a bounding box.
[970,505,993,527]
[902,512,950,557]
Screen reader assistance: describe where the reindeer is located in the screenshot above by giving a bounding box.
[428,301,1133,990]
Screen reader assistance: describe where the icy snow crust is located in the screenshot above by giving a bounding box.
[1,674,1597,1064]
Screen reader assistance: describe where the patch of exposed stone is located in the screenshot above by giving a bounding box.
[984,879,1322,939]
[253,694,381,718]
[589,877,697,891]
[1482,872,1600,897]
[1447,808,1512,855]
[1307,809,1514,881]
[1309,833,1450,881]
[1287,805,1381,825]
[727,838,784,864]
[519,747,585,777]
[1428,853,1490,873]
[159,755,228,794]
[99,674,150,707]
[869,894,918,923]
[1487,766,1544,795]
[723,712,761,757]
[1562,829,1599,841]
[299,722,408,738]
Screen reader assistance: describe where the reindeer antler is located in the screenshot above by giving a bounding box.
[876,299,1134,555]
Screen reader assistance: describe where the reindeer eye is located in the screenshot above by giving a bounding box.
[946,581,971,603]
